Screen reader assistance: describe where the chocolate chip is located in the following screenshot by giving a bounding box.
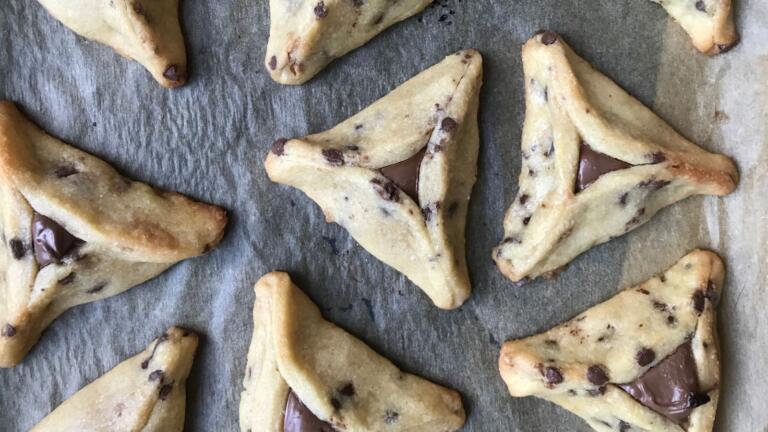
[1,324,16,337]
[637,289,650,295]
[587,365,609,386]
[338,383,355,397]
[519,194,529,205]
[687,392,711,408]
[543,366,563,385]
[330,397,342,410]
[159,383,173,400]
[268,56,277,70]
[716,42,737,53]
[149,370,164,382]
[586,386,606,396]
[640,179,671,190]
[539,30,558,45]
[440,117,458,132]
[625,207,646,230]
[384,410,399,424]
[54,165,78,178]
[653,301,667,312]
[636,348,656,366]
[322,149,344,166]
[543,142,555,157]
[87,283,106,294]
[163,65,183,82]
[422,202,440,221]
[618,192,629,206]
[58,273,76,285]
[693,290,706,314]
[314,1,328,17]
[9,238,26,259]
[271,138,287,156]
[695,0,706,12]
[648,152,666,163]
[522,216,531,226]
[619,420,632,432]
[32,213,84,267]
[371,178,400,202]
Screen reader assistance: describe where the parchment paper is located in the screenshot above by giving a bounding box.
[1,0,766,430]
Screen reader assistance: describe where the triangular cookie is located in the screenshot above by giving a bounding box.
[649,0,738,55]
[265,0,432,84]
[499,250,723,432]
[240,272,466,432]
[492,32,737,283]
[0,102,227,367]
[31,327,197,432]
[265,50,482,309]
[35,0,188,88]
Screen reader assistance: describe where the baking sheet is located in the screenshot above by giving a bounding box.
[1,0,766,430]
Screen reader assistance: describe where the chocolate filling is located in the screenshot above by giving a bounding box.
[619,342,710,424]
[284,390,336,432]
[379,147,427,203]
[575,141,632,192]
[32,213,84,268]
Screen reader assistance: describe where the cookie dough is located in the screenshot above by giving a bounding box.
[649,0,738,55]
[31,327,198,432]
[265,50,482,309]
[265,0,432,84]
[35,0,188,88]
[239,272,466,432]
[0,101,227,367]
[492,32,737,283]
[499,249,723,432]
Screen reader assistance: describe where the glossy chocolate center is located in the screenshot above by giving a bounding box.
[380,147,427,203]
[32,212,83,267]
[284,390,336,432]
[619,342,710,423]
[575,141,632,192]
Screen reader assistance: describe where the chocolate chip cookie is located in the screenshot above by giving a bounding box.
[239,272,466,432]
[0,102,227,367]
[265,50,482,309]
[499,250,723,432]
[492,32,737,284]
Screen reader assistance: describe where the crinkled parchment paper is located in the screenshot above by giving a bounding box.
[0,0,766,430]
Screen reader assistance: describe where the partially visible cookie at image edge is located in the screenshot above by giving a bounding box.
[0,101,227,367]
[499,249,724,432]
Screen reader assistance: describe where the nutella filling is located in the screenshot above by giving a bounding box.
[619,342,710,424]
[380,147,427,203]
[283,390,336,432]
[575,141,632,192]
[32,212,84,268]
